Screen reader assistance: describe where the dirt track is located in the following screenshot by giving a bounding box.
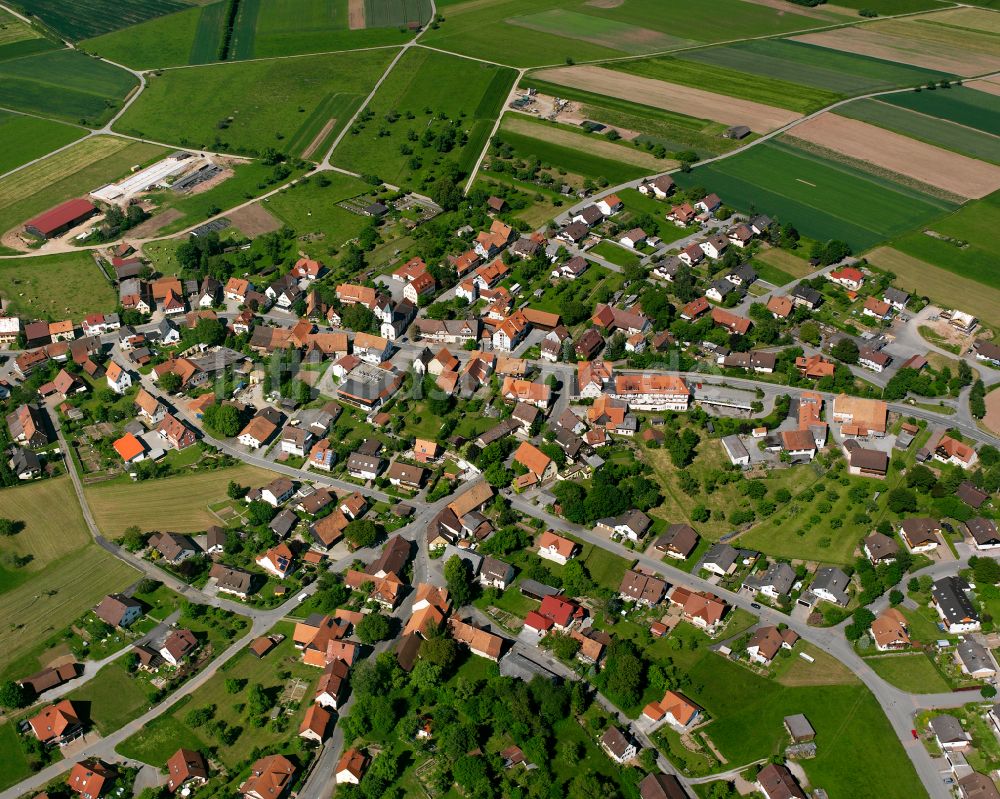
[532,65,800,133]
[302,118,336,160]
[785,113,1000,199]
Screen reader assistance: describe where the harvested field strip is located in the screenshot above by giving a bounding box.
[190,2,229,64]
[882,86,1000,137]
[533,65,800,133]
[969,77,1000,97]
[608,54,841,114]
[677,39,948,94]
[349,0,365,29]
[921,6,1000,33]
[673,140,954,251]
[866,246,1000,323]
[84,464,276,536]
[784,113,1000,199]
[509,9,690,56]
[0,8,43,45]
[836,98,1000,164]
[497,129,650,184]
[0,544,137,678]
[792,24,998,77]
[503,116,673,170]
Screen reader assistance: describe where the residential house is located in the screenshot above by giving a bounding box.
[256,543,296,580]
[619,569,667,605]
[166,749,209,794]
[105,361,131,395]
[94,594,143,628]
[957,638,996,679]
[159,629,198,666]
[744,562,795,599]
[335,748,368,785]
[448,617,504,661]
[930,715,972,751]
[149,532,198,564]
[871,608,910,651]
[241,754,295,799]
[932,576,980,633]
[809,566,850,606]
[702,543,738,577]
[513,441,556,486]
[600,727,637,764]
[747,625,798,665]
[828,266,864,291]
[863,532,899,564]
[29,699,82,746]
[654,524,699,560]
[756,763,806,799]
[969,517,1000,550]
[642,690,701,730]
[900,518,941,553]
[68,759,114,799]
[157,414,195,450]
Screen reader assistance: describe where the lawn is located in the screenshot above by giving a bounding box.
[331,48,515,189]
[0,720,33,791]
[0,136,167,239]
[422,0,830,68]
[867,653,950,693]
[84,464,275,538]
[0,252,117,317]
[65,660,151,735]
[262,172,373,258]
[116,621,317,768]
[677,651,923,798]
[678,39,949,96]
[13,0,187,40]
[610,55,842,115]
[0,48,139,126]
[0,544,137,681]
[673,139,956,252]
[866,246,1000,323]
[115,48,396,157]
[82,5,207,70]
[751,258,796,287]
[0,111,85,175]
[590,239,641,269]
[837,97,1000,165]
[0,478,91,583]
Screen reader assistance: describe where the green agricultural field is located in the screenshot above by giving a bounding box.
[0,48,139,126]
[0,543,137,680]
[609,54,842,114]
[678,39,949,95]
[0,252,118,318]
[331,48,515,189]
[423,0,830,67]
[0,111,85,174]
[675,653,923,798]
[494,127,650,186]
[82,5,206,70]
[866,653,950,693]
[837,97,1000,164]
[263,172,373,258]
[887,192,1000,291]
[832,0,949,10]
[0,6,56,64]
[0,136,166,238]
[115,48,395,156]
[13,0,188,40]
[363,0,433,29]
[84,464,275,537]
[883,86,1000,136]
[673,140,955,251]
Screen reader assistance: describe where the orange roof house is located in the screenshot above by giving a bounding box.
[240,754,295,799]
[642,690,701,729]
[514,441,555,482]
[113,432,146,462]
[767,295,793,318]
[795,354,835,379]
[68,759,113,798]
[29,700,81,744]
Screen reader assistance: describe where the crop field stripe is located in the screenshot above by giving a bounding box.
[13,0,189,40]
[230,0,261,60]
[0,37,58,64]
[287,91,353,156]
[0,113,87,174]
[190,2,229,65]
[882,86,1000,136]
[836,98,1000,165]
[497,129,649,184]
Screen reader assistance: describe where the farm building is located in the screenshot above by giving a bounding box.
[24,199,98,239]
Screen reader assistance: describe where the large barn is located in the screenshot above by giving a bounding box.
[24,198,98,240]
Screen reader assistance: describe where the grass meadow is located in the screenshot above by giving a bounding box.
[0,253,113,316]
[84,464,274,537]
[677,39,949,95]
[866,653,950,693]
[0,111,85,174]
[837,98,1000,164]
[13,0,187,40]
[424,0,831,67]
[331,48,515,188]
[673,140,956,251]
[82,5,207,70]
[115,49,395,156]
[0,48,139,126]
[0,136,166,237]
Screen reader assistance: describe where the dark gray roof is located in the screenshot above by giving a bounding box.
[932,576,978,625]
[929,714,969,744]
[957,638,995,674]
[745,562,795,596]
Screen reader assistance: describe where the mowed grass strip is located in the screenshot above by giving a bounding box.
[0,544,138,678]
[753,246,816,280]
[82,5,206,70]
[84,464,276,537]
[496,128,650,184]
[673,140,954,251]
[0,48,139,126]
[115,48,396,156]
[678,38,949,94]
[837,98,1000,165]
[503,116,673,170]
[609,55,841,114]
[0,111,86,174]
[0,136,167,236]
[0,252,118,317]
[866,653,950,693]
[867,246,1000,323]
